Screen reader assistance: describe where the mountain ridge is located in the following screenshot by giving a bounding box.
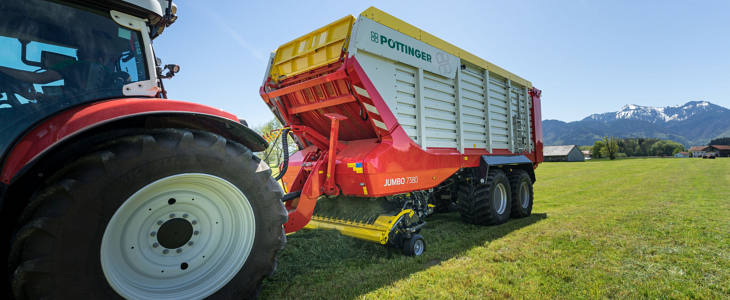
[543,101,730,146]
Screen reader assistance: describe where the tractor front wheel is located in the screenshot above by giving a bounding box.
[8,129,287,299]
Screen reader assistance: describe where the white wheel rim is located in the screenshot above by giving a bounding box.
[100,173,256,300]
[494,183,507,215]
[520,182,530,208]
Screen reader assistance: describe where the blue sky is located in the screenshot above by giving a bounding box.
[154,0,730,127]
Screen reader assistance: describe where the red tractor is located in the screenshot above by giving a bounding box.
[0,0,286,298]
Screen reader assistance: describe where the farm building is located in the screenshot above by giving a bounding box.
[674,152,689,158]
[689,145,730,157]
[707,145,730,157]
[543,145,585,162]
[689,146,707,157]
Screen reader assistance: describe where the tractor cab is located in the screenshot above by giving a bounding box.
[0,0,176,159]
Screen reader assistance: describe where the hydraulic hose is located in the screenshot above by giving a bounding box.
[274,128,290,181]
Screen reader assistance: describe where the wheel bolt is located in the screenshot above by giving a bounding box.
[150,231,156,237]
[169,213,176,218]
[188,241,194,246]
[162,249,169,254]
[191,220,197,225]
[176,248,182,254]
[157,220,163,225]
[183,213,189,218]
[193,231,199,236]
[153,243,159,248]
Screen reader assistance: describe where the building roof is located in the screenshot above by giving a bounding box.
[543,145,579,157]
[581,150,591,155]
[689,146,707,152]
[709,145,730,150]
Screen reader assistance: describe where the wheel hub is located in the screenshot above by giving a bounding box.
[413,239,424,256]
[494,183,507,215]
[520,182,530,208]
[157,218,193,249]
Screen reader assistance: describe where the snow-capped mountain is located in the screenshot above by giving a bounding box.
[584,101,723,123]
[543,101,730,146]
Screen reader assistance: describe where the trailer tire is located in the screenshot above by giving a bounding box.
[8,129,287,300]
[509,170,533,218]
[457,169,511,225]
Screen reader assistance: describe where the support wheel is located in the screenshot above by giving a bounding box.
[402,234,425,256]
[509,170,533,218]
[457,169,512,225]
[8,129,287,299]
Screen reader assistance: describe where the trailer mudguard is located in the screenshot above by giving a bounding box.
[479,155,536,182]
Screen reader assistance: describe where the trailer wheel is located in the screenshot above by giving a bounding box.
[402,234,425,256]
[8,129,287,299]
[509,170,533,218]
[457,169,511,225]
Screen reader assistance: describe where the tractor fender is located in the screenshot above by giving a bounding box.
[478,155,536,183]
[1,98,267,185]
[0,98,268,210]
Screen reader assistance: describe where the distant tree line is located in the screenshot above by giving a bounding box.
[709,137,730,146]
[591,137,685,159]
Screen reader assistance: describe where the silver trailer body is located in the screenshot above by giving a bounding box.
[347,13,534,154]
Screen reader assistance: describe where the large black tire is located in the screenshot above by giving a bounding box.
[8,129,287,299]
[509,170,533,218]
[457,169,512,225]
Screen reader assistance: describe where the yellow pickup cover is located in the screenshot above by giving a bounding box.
[270,15,355,81]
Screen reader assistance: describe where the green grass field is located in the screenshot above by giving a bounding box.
[260,158,730,299]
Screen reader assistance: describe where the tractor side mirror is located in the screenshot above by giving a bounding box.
[159,64,180,79]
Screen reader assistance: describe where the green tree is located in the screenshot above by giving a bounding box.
[650,140,684,156]
[637,138,659,156]
[621,138,639,157]
[601,136,619,160]
[592,140,605,159]
[709,137,730,146]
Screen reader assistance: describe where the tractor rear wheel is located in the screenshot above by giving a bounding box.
[509,170,533,218]
[8,129,287,299]
[457,169,512,225]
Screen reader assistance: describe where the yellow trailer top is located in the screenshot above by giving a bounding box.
[269,7,531,88]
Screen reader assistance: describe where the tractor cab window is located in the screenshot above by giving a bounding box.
[0,0,151,158]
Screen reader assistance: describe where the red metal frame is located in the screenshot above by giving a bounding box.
[262,56,543,233]
[529,87,544,166]
[1,98,239,184]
